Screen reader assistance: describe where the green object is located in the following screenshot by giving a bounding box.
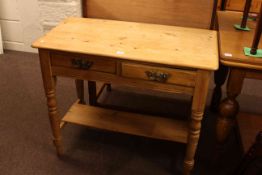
[244,47,262,58]
[234,24,251,31]
[248,17,256,21]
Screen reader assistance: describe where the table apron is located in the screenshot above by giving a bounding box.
[51,66,195,95]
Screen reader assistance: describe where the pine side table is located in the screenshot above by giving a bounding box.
[32,17,218,175]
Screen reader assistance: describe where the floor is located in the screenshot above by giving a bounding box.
[0,50,243,175]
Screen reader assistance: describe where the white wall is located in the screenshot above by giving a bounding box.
[0,0,25,51]
[17,0,44,52]
[0,0,44,52]
[0,0,82,52]
[38,0,82,33]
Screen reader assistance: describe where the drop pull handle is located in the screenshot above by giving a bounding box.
[71,59,93,70]
[145,71,169,83]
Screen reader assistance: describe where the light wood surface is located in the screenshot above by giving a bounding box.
[32,18,218,71]
[62,101,188,143]
[237,112,262,152]
[217,11,262,70]
[83,0,214,29]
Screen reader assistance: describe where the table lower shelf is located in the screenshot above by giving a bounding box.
[62,101,189,143]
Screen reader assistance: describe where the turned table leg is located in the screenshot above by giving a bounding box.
[216,68,245,144]
[184,70,211,175]
[75,79,85,104]
[210,64,229,112]
[39,49,63,155]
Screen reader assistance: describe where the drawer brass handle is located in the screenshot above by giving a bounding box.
[71,59,93,70]
[145,71,169,83]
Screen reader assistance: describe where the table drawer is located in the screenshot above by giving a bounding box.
[121,63,196,87]
[50,53,116,74]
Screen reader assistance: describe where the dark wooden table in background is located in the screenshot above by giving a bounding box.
[212,11,262,145]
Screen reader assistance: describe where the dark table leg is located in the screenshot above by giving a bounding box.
[241,0,253,28]
[88,81,97,106]
[75,79,85,104]
[250,3,262,55]
[216,68,245,144]
[220,0,228,10]
[210,64,229,112]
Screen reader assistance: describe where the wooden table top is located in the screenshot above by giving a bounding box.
[217,11,262,70]
[32,17,218,71]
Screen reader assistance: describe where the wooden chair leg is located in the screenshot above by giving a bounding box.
[88,81,97,106]
[210,0,218,30]
[234,132,262,175]
[75,79,85,104]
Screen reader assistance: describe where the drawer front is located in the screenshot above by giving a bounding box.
[50,53,116,74]
[121,63,196,87]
